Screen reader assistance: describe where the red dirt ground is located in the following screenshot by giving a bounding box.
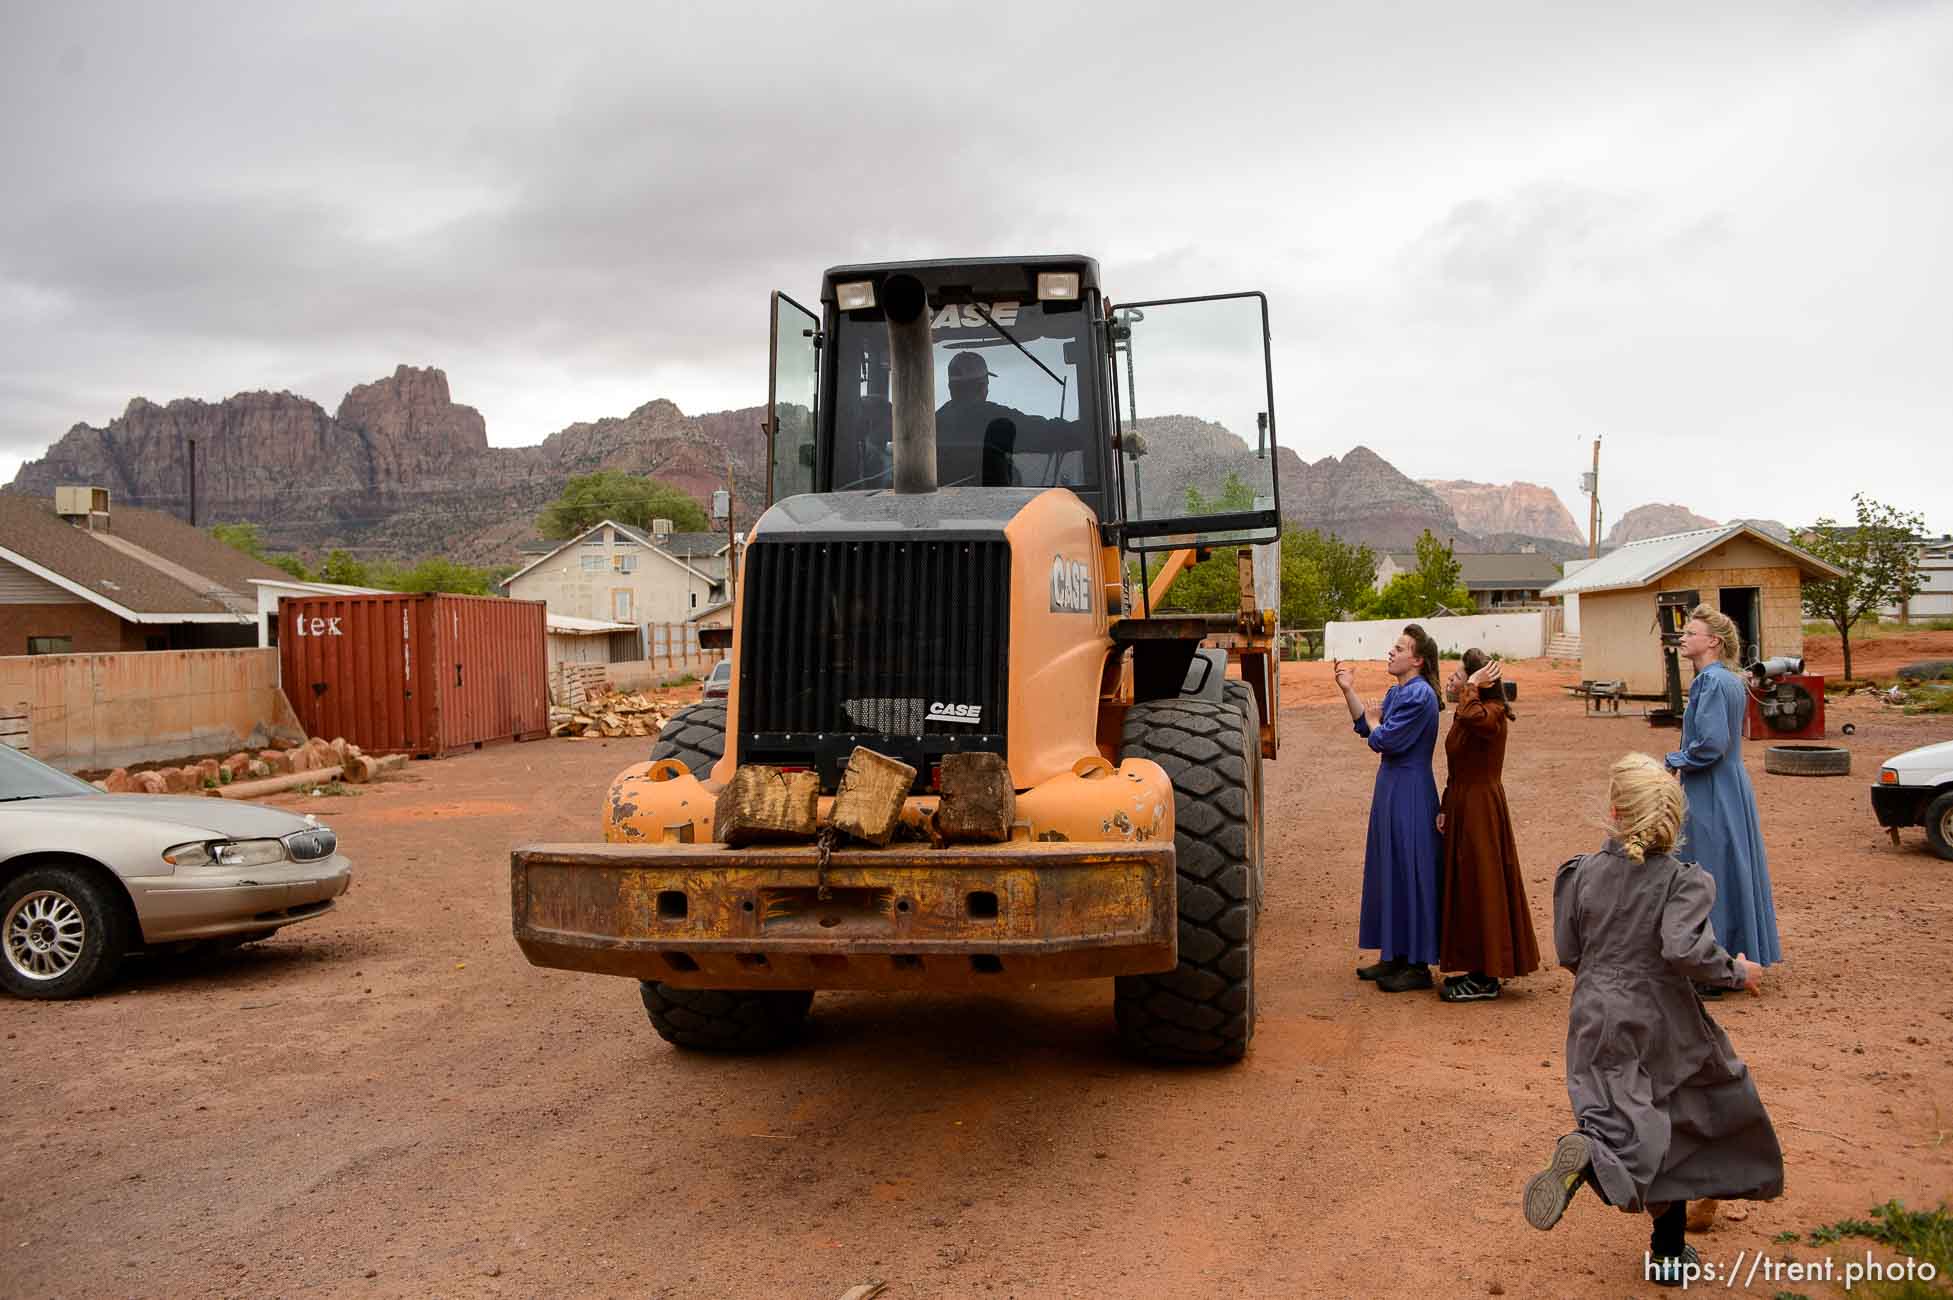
[3,665,1950,1297]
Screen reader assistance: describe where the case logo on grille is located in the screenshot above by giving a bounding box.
[1050,555,1093,614]
[927,702,983,726]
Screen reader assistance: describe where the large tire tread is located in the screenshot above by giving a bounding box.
[1115,697,1256,1064]
[639,981,813,1052]
[649,701,727,776]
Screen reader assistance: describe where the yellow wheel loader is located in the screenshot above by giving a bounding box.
[512,256,1284,1062]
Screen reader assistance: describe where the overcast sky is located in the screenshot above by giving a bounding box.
[3,0,1948,534]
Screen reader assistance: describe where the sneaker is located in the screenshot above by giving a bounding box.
[1646,1242,1702,1288]
[1523,1132,1591,1230]
[1376,964,1433,993]
[1357,958,1407,981]
[1441,973,1502,1002]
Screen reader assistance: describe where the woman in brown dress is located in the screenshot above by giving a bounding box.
[1435,649,1540,1002]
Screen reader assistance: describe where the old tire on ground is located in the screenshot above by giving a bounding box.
[1115,697,1255,1064]
[1925,791,1953,862]
[648,701,727,776]
[639,982,814,1052]
[1762,744,1852,777]
[0,863,131,1000]
[1221,680,1266,916]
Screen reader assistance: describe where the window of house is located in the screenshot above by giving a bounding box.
[689,592,698,609]
[583,528,608,546]
[581,554,606,572]
[26,636,71,656]
[612,589,634,621]
[613,553,638,573]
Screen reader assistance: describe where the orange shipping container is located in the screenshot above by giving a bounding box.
[279,593,548,758]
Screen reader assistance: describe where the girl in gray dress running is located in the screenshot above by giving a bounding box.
[1523,752,1783,1288]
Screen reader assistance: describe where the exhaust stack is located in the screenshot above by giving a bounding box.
[883,274,937,494]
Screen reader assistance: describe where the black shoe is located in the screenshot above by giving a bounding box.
[1441,973,1501,1002]
[1357,958,1407,981]
[1694,982,1725,1001]
[1376,964,1433,992]
[1646,1242,1701,1287]
[1523,1132,1591,1230]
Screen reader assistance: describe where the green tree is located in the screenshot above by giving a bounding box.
[383,557,502,596]
[1284,529,1376,626]
[268,553,312,581]
[1182,471,1257,516]
[318,550,373,587]
[537,471,711,540]
[1411,529,1465,607]
[209,522,267,559]
[1794,494,1926,681]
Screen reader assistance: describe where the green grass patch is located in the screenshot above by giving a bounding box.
[1803,1200,1952,1298]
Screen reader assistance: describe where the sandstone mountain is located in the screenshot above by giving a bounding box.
[1604,502,1720,547]
[9,367,1742,565]
[7,366,767,564]
[1420,479,1584,546]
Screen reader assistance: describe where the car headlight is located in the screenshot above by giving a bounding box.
[162,838,290,869]
[1878,768,1899,785]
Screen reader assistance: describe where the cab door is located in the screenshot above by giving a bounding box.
[766,290,820,504]
[1108,291,1280,551]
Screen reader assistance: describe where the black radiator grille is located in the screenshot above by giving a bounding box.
[738,538,1010,788]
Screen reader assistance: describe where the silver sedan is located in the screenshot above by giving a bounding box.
[0,743,353,999]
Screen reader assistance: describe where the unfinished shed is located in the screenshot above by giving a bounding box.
[1539,524,1843,696]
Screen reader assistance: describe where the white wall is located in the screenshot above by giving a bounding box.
[1325,610,1550,662]
[1557,558,1597,637]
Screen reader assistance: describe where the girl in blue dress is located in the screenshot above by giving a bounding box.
[1334,624,1444,993]
[1664,605,1782,982]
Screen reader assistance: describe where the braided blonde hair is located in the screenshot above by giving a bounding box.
[1688,603,1743,670]
[1609,752,1687,863]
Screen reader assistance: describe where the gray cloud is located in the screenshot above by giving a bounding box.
[2,0,1949,531]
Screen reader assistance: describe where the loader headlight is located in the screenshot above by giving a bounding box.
[1037,271,1080,301]
[835,280,877,311]
[163,838,290,869]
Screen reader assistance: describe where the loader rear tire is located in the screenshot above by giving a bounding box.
[648,702,727,776]
[1115,697,1256,1064]
[639,981,814,1052]
[1222,680,1266,916]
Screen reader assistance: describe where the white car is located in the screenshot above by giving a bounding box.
[0,743,352,999]
[1872,738,1953,861]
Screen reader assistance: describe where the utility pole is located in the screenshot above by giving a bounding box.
[1580,437,1601,559]
[713,456,737,614]
[187,438,198,527]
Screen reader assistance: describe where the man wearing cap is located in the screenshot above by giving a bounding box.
[936,350,1076,487]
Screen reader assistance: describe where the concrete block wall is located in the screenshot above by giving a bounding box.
[0,648,305,773]
[1324,610,1550,662]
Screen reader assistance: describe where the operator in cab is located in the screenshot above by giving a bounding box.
[935,350,1079,487]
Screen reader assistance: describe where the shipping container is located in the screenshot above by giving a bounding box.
[278,592,548,758]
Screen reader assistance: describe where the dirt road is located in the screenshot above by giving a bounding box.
[4,669,1950,1298]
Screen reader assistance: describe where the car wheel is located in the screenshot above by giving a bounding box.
[0,864,131,1000]
[1926,791,1953,862]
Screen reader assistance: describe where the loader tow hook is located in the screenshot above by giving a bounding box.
[814,827,839,902]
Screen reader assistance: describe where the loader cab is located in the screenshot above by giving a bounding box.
[765,255,1283,560]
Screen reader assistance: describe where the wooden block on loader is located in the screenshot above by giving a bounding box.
[934,751,1015,844]
[830,747,917,846]
[714,766,821,846]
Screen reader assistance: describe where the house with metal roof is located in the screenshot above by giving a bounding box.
[499,519,727,624]
[0,490,283,655]
[1540,524,1843,694]
[1373,548,1567,612]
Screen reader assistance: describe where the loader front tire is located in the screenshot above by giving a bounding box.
[639,982,814,1052]
[648,701,727,776]
[1115,697,1256,1064]
[1222,679,1266,916]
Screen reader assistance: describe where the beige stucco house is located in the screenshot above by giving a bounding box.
[1540,524,1844,695]
[500,520,725,625]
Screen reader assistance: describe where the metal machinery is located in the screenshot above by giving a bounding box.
[1648,588,1699,728]
[1744,656,1826,742]
[511,257,1284,1063]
